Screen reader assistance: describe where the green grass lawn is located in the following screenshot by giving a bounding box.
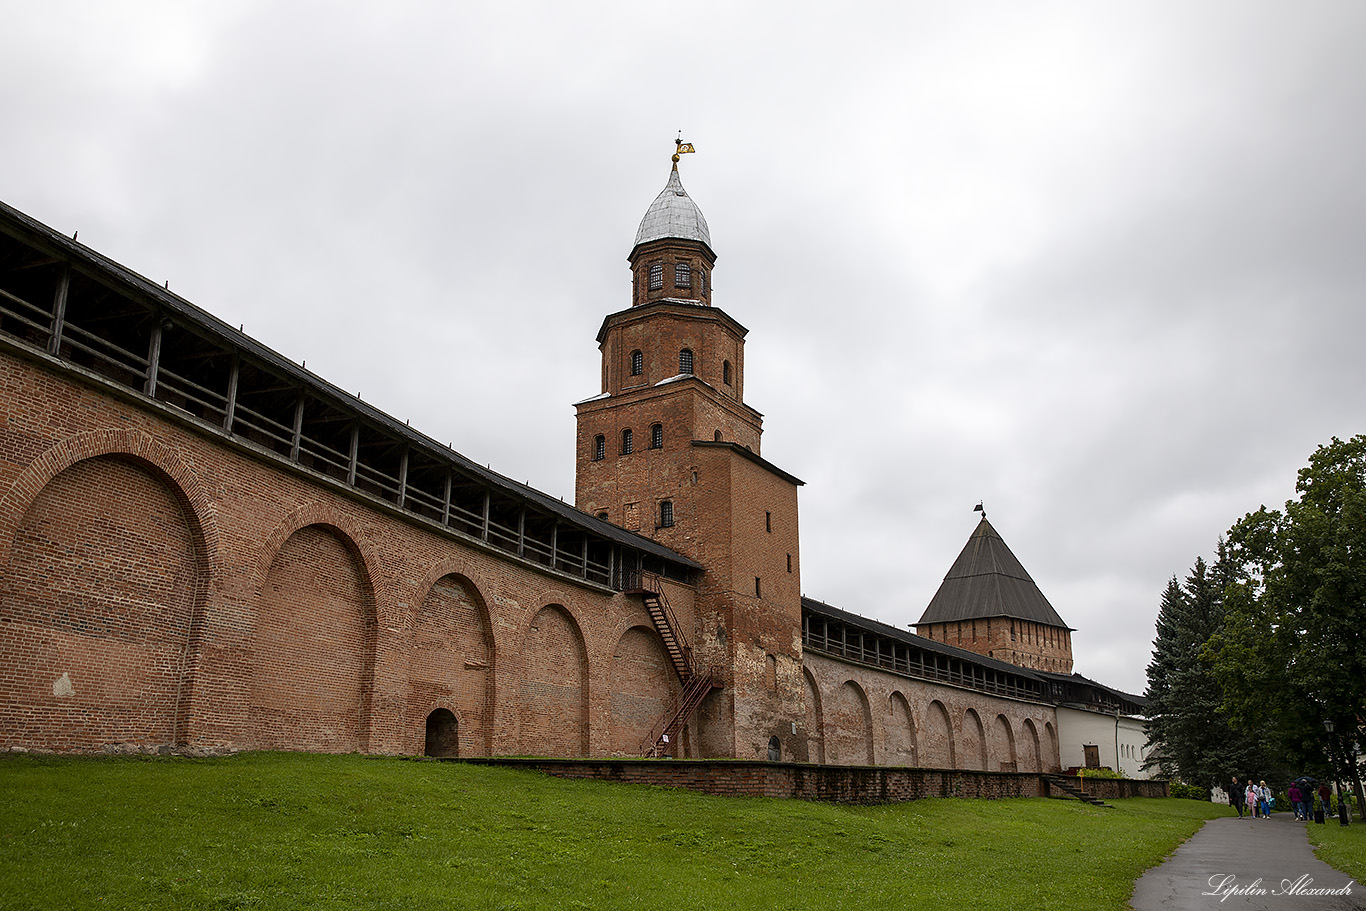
[1307,816,1366,883]
[0,752,1227,911]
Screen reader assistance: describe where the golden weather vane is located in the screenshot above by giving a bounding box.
[672,134,696,164]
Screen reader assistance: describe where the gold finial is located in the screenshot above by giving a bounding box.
[672,135,696,165]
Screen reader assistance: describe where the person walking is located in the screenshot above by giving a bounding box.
[1319,783,1333,819]
[1230,777,1245,818]
[1289,781,1302,820]
[1258,780,1272,818]
[1247,780,1261,819]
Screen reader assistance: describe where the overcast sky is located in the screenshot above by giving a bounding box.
[4,1,1363,696]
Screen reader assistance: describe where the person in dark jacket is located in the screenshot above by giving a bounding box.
[1230,777,1245,817]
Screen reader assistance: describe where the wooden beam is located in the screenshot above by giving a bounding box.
[47,265,69,356]
[144,318,163,397]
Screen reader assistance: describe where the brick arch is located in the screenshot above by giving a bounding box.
[922,699,954,769]
[990,713,1017,772]
[961,708,987,771]
[407,571,495,756]
[802,666,824,764]
[1044,720,1060,772]
[251,503,384,609]
[0,444,213,750]
[887,691,918,767]
[827,679,873,766]
[249,521,378,752]
[421,704,460,758]
[518,603,589,756]
[0,428,218,584]
[1020,718,1042,772]
[608,624,677,756]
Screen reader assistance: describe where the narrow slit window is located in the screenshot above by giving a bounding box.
[622,428,633,454]
[593,434,605,460]
[723,360,731,385]
[659,500,674,528]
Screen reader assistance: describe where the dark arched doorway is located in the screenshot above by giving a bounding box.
[767,736,782,762]
[424,708,459,757]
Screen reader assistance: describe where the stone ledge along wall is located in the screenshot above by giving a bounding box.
[453,757,1169,804]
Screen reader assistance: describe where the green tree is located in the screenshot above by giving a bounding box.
[1212,435,1366,814]
[1144,549,1268,789]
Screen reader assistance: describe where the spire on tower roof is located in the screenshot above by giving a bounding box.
[633,140,711,251]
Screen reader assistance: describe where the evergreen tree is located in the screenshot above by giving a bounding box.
[1144,547,1270,788]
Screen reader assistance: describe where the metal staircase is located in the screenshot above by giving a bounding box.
[623,571,716,757]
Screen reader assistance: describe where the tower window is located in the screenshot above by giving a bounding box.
[650,423,663,449]
[755,577,762,598]
[648,263,663,291]
[630,350,643,376]
[714,430,722,441]
[679,348,694,374]
[674,262,691,289]
[699,270,707,294]
[622,428,633,454]
[787,553,792,573]
[593,435,605,461]
[723,360,731,385]
[659,500,674,528]
[765,511,772,532]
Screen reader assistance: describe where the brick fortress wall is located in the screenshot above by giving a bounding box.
[0,346,696,757]
[457,757,1169,803]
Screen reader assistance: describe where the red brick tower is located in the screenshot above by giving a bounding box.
[575,150,807,760]
[915,516,1075,674]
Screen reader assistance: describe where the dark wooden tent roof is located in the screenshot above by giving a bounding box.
[916,517,1071,630]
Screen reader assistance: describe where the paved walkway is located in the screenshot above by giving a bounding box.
[1129,812,1361,909]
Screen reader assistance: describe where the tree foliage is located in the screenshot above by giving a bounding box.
[1210,435,1366,781]
[1144,548,1269,786]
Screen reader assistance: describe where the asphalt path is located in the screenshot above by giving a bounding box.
[1129,812,1360,909]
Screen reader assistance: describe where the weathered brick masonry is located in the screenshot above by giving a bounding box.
[0,346,701,756]
[455,758,1169,803]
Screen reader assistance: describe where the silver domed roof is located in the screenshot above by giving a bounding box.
[633,166,711,249]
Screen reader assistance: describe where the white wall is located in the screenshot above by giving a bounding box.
[1056,706,1152,779]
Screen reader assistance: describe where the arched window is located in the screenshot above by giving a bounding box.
[714,430,723,441]
[630,350,643,376]
[593,435,605,461]
[650,423,663,449]
[648,263,664,291]
[596,511,609,521]
[723,360,731,385]
[622,428,633,454]
[674,262,692,289]
[699,269,707,294]
[679,348,694,374]
[659,500,674,528]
